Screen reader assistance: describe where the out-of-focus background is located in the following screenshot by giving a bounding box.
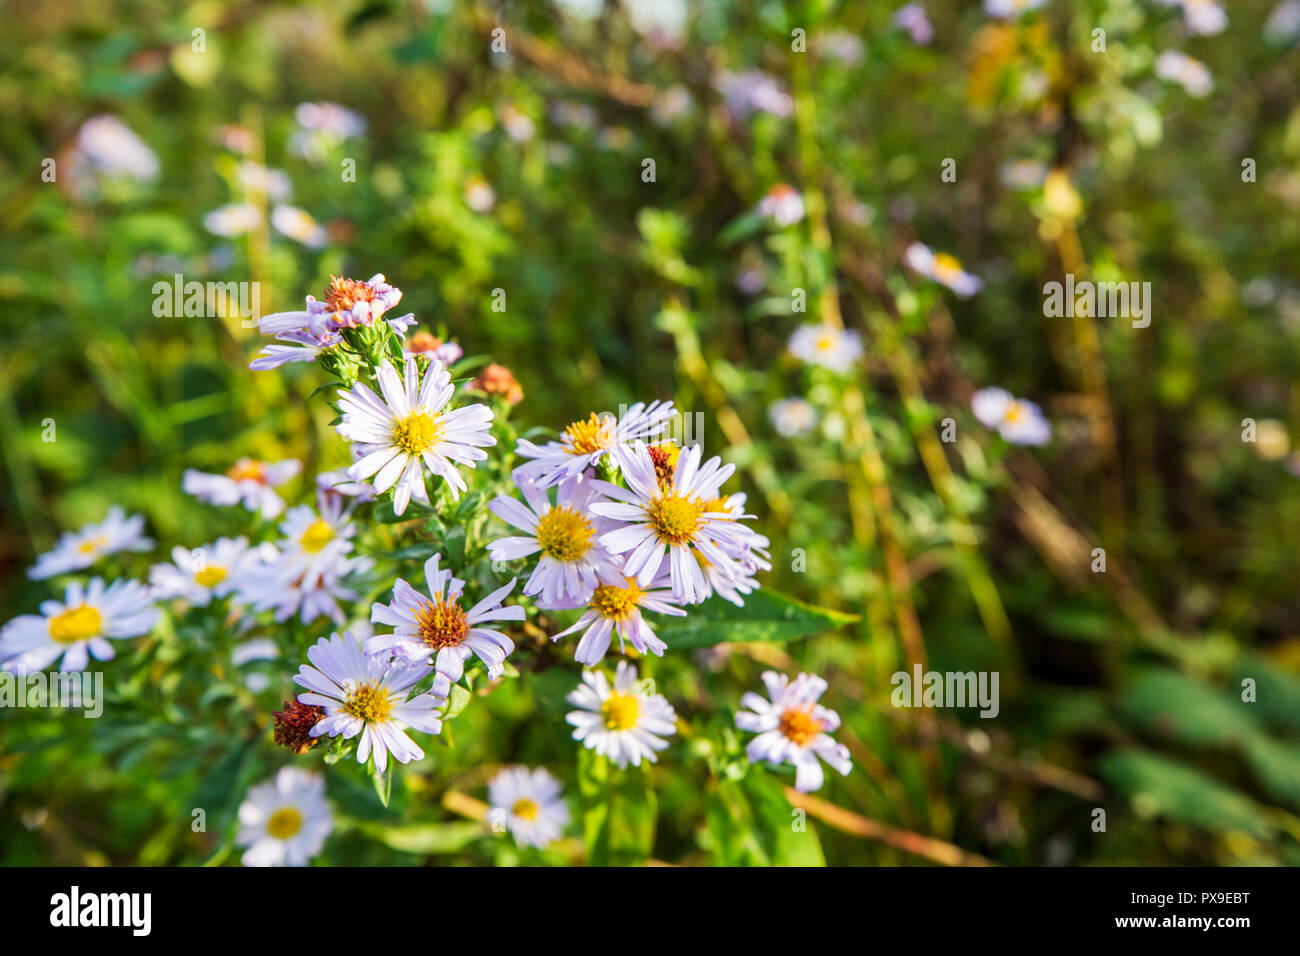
[2,0,1300,865]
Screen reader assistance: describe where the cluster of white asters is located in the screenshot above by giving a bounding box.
[4,274,851,866]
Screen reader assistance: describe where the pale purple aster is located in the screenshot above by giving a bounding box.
[366,553,523,696]
[736,671,852,793]
[515,400,676,488]
[293,630,445,773]
[336,356,496,516]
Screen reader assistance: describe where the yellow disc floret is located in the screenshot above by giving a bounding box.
[536,506,595,562]
[194,565,228,588]
[778,707,824,747]
[48,604,103,644]
[392,410,443,456]
[647,493,705,545]
[601,692,640,730]
[512,798,540,821]
[590,580,643,621]
[562,413,613,456]
[266,806,304,840]
[299,518,335,553]
[415,596,469,650]
[343,681,393,722]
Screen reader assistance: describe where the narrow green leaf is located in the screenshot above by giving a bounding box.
[652,589,858,649]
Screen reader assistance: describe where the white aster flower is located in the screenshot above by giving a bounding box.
[75,115,159,181]
[487,766,570,849]
[515,400,677,488]
[540,567,685,665]
[293,630,446,772]
[28,506,153,580]
[182,457,301,518]
[590,442,756,605]
[565,661,677,767]
[905,242,983,297]
[787,324,864,374]
[1156,0,1227,36]
[235,161,292,202]
[769,397,818,437]
[336,357,495,516]
[149,536,266,606]
[488,472,620,604]
[984,0,1046,19]
[273,498,359,589]
[1,577,158,673]
[236,767,333,867]
[234,547,371,626]
[735,671,852,793]
[894,3,934,45]
[290,102,367,162]
[1155,50,1213,98]
[271,204,328,248]
[366,553,523,695]
[204,202,263,237]
[971,386,1052,446]
[1266,1,1300,43]
[758,183,805,226]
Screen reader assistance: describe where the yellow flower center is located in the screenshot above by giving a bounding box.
[76,535,109,556]
[194,565,228,588]
[266,806,303,840]
[562,413,613,456]
[48,604,103,644]
[512,798,540,821]
[343,682,393,723]
[536,506,595,562]
[778,707,824,747]
[299,518,335,553]
[590,580,643,621]
[392,410,443,456]
[932,253,963,283]
[1003,402,1025,425]
[648,493,705,545]
[415,595,469,650]
[601,692,640,730]
[226,459,267,484]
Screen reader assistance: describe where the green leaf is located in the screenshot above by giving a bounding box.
[742,771,825,866]
[1232,656,1300,736]
[1117,668,1259,748]
[652,589,858,649]
[372,761,393,808]
[704,773,824,866]
[576,747,657,866]
[1099,749,1274,838]
[1243,735,1300,811]
[348,819,483,854]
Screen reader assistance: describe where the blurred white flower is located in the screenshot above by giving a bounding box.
[487,766,570,849]
[74,115,159,182]
[769,398,818,438]
[972,387,1052,446]
[905,242,984,297]
[271,204,328,248]
[1155,50,1213,97]
[204,202,263,238]
[787,323,864,373]
[236,767,332,867]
